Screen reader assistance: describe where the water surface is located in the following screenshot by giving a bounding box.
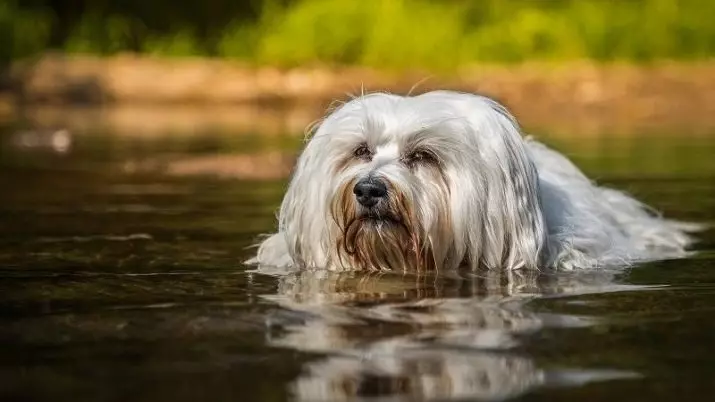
[1,114,714,402]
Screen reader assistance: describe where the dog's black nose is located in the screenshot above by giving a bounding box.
[353,178,387,207]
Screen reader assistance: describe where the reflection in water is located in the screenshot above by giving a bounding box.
[10,128,73,154]
[257,268,643,401]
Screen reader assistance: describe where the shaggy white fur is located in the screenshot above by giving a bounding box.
[247,90,701,272]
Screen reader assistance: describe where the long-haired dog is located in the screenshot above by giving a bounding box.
[247,90,700,272]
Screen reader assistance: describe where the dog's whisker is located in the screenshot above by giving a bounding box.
[406,75,435,97]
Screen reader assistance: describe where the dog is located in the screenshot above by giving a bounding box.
[247,90,700,272]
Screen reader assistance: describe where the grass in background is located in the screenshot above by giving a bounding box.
[245,0,715,69]
[2,0,714,70]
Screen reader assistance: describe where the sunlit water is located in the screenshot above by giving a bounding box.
[1,112,714,402]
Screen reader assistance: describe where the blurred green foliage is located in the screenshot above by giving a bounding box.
[1,0,714,69]
[0,0,53,61]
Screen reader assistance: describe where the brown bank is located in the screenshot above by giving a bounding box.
[4,53,715,181]
[3,53,715,133]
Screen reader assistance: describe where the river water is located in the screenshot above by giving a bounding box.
[1,109,714,402]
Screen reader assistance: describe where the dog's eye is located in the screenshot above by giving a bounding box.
[405,150,437,167]
[353,143,372,160]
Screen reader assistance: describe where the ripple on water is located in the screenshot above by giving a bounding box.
[255,267,648,401]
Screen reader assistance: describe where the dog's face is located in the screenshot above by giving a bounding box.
[329,129,454,272]
[278,91,546,272]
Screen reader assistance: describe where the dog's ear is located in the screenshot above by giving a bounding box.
[459,100,547,271]
[491,106,546,270]
[277,118,347,268]
[498,142,546,270]
[278,135,327,267]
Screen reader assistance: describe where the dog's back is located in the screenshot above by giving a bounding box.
[525,138,702,269]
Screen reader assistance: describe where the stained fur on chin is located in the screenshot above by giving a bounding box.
[247,90,703,272]
[331,179,438,272]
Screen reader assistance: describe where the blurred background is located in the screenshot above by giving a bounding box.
[0,0,713,177]
[3,0,715,65]
[1,0,714,121]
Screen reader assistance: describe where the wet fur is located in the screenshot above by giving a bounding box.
[247,90,702,272]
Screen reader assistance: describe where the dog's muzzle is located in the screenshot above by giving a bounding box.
[353,177,387,208]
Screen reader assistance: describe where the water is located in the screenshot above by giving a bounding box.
[1,110,714,402]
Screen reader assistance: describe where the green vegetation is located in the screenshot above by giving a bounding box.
[2,0,714,69]
[0,1,52,61]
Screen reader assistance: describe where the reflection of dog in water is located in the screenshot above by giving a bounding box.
[249,90,700,273]
[262,270,639,402]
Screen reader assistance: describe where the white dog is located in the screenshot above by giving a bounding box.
[247,90,700,272]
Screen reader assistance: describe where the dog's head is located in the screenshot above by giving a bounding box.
[278,91,546,272]
[328,127,451,272]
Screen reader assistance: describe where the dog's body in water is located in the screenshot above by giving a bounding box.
[248,90,701,272]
